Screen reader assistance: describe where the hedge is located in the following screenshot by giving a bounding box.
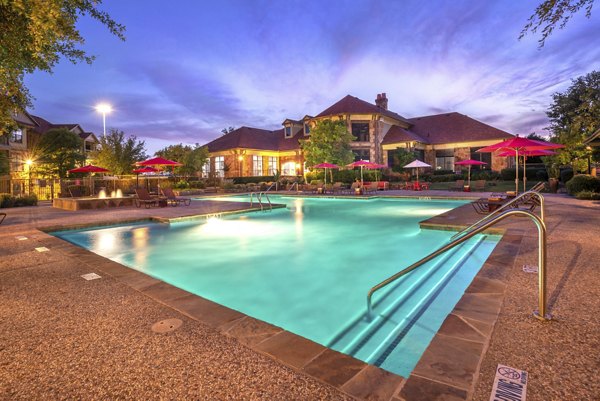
[574,191,600,200]
[566,175,600,195]
[0,193,38,208]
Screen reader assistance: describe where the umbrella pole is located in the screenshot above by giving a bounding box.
[468,166,471,187]
[324,168,327,187]
[515,149,519,194]
[523,156,527,193]
[360,166,364,187]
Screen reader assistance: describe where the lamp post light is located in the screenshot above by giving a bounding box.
[25,159,33,195]
[95,103,112,137]
[586,146,592,175]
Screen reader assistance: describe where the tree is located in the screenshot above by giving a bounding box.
[35,128,84,178]
[91,129,147,175]
[521,0,594,47]
[0,151,9,176]
[156,143,208,176]
[300,120,355,168]
[391,148,417,173]
[221,126,235,135]
[546,70,600,172]
[0,1,125,132]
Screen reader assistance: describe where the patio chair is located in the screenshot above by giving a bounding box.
[419,182,430,190]
[0,213,6,225]
[364,182,377,194]
[329,182,340,194]
[68,185,86,197]
[473,180,486,191]
[448,180,465,191]
[161,187,191,206]
[134,188,161,208]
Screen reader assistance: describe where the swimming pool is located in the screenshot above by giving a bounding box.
[54,196,500,377]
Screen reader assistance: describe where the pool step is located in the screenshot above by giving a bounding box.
[327,236,487,372]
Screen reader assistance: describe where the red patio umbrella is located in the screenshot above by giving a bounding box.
[454,159,487,187]
[497,149,558,192]
[312,163,340,187]
[347,160,376,187]
[68,164,110,195]
[132,166,159,189]
[136,157,183,190]
[136,157,183,167]
[68,164,110,174]
[477,136,563,194]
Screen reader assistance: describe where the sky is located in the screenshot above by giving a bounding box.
[25,0,600,154]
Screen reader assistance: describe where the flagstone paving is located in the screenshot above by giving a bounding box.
[0,192,598,400]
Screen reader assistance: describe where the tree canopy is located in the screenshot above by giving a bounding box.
[0,0,125,132]
[521,0,594,47]
[546,70,599,171]
[300,120,355,168]
[91,129,147,175]
[155,143,209,176]
[35,128,84,178]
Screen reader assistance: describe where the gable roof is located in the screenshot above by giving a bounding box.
[206,126,304,152]
[406,112,513,144]
[315,95,410,124]
[381,125,429,145]
[30,115,84,135]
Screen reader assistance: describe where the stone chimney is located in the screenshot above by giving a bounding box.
[375,93,388,110]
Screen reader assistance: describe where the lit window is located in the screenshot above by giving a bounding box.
[281,161,296,175]
[267,156,278,175]
[304,123,310,136]
[214,156,225,177]
[10,129,23,143]
[284,126,292,138]
[252,155,263,176]
[435,149,454,171]
[202,160,211,177]
[352,149,370,161]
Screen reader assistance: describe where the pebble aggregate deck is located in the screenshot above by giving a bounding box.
[0,192,598,400]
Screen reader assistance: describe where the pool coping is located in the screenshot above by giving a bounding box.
[37,199,522,401]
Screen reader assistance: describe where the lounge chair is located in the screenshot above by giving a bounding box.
[448,180,465,191]
[0,213,5,225]
[134,188,161,208]
[161,188,191,206]
[331,182,344,194]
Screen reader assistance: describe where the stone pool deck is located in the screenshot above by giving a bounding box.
[0,192,598,400]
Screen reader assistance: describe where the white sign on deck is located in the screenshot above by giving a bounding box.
[490,364,528,401]
[35,247,49,252]
[81,273,102,281]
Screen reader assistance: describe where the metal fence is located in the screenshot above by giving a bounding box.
[0,178,61,201]
[0,175,192,200]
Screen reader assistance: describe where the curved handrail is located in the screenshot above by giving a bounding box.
[451,183,545,241]
[367,209,550,321]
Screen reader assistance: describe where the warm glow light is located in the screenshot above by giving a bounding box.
[25,159,33,166]
[238,156,243,161]
[95,103,113,114]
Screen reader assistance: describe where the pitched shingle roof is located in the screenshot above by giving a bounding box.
[315,95,410,124]
[406,112,513,144]
[205,126,304,152]
[381,126,429,145]
[30,115,82,134]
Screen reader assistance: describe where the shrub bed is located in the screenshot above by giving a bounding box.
[0,193,38,208]
[574,191,600,200]
[566,174,600,195]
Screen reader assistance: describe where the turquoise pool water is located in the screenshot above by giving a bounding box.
[53,196,500,377]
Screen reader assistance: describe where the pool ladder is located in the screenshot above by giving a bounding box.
[249,182,275,211]
[367,185,550,322]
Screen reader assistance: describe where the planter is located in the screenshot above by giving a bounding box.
[548,178,559,193]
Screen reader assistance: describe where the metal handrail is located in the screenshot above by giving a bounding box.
[288,182,299,192]
[451,183,546,241]
[367,209,550,321]
[249,182,274,211]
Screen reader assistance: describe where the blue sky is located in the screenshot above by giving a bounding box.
[25,0,600,154]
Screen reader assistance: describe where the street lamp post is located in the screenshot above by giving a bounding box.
[95,103,112,137]
[25,159,32,195]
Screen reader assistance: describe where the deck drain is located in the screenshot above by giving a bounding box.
[151,318,183,334]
